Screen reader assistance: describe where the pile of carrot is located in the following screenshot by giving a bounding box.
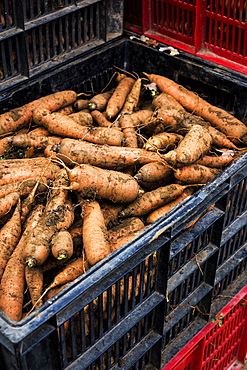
[0,70,246,322]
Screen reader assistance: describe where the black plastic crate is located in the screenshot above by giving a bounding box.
[0,36,247,369]
[0,0,123,89]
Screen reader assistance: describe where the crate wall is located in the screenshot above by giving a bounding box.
[0,0,123,91]
[124,0,247,74]
[0,38,247,369]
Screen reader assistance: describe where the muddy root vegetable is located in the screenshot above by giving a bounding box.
[174,164,222,184]
[33,108,124,146]
[106,76,135,119]
[134,161,174,190]
[0,199,22,280]
[0,90,77,136]
[56,138,164,170]
[0,192,20,218]
[145,73,247,145]
[146,186,195,224]
[82,200,111,266]
[51,230,74,260]
[119,184,193,217]
[25,265,44,309]
[143,132,183,152]
[67,164,140,203]
[0,204,44,321]
[163,125,212,166]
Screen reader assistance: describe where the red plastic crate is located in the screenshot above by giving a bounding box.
[124,0,247,74]
[161,284,247,370]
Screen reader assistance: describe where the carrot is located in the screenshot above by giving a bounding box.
[0,156,53,169]
[174,164,222,184]
[12,133,62,150]
[57,138,163,170]
[163,125,212,166]
[101,201,125,227]
[146,186,195,224]
[134,162,174,190]
[121,78,142,114]
[152,92,185,110]
[0,90,77,136]
[108,217,145,245]
[20,179,41,223]
[91,110,113,127]
[0,176,49,199]
[0,204,44,321]
[0,136,13,157]
[46,257,86,291]
[27,127,50,136]
[119,183,193,217]
[56,104,75,115]
[106,76,135,119]
[73,99,89,110]
[119,114,139,148]
[43,137,62,158]
[33,108,124,146]
[0,192,20,218]
[68,111,93,126]
[51,230,74,260]
[88,89,115,111]
[143,132,183,152]
[0,160,59,186]
[0,199,22,280]
[110,233,142,252]
[145,73,247,145]
[67,164,140,203]
[207,126,241,150]
[25,265,44,309]
[82,200,111,266]
[195,153,235,167]
[22,173,74,268]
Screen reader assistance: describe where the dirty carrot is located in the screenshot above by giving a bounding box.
[195,153,234,168]
[121,78,142,114]
[51,230,74,260]
[0,90,77,136]
[91,110,113,127]
[207,126,241,150]
[67,164,140,203]
[0,160,60,186]
[0,204,44,321]
[56,138,163,169]
[163,125,212,166]
[0,192,20,218]
[119,184,193,217]
[0,176,49,199]
[73,99,89,110]
[143,132,183,152]
[12,133,62,149]
[25,265,44,309]
[33,108,124,146]
[101,201,125,227]
[82,200,111,266]
[108,217,145,244]
[68,111,93,126]
[145,73,247,145]
[88,88,115,111]
[0,199,21,280]
[106,76,135,119]
[174,164,222,184]
[134,161,174,189]
[146,186,195,224]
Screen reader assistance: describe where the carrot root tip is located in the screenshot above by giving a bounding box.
[26,257,37,268]
[57,251,68,260]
